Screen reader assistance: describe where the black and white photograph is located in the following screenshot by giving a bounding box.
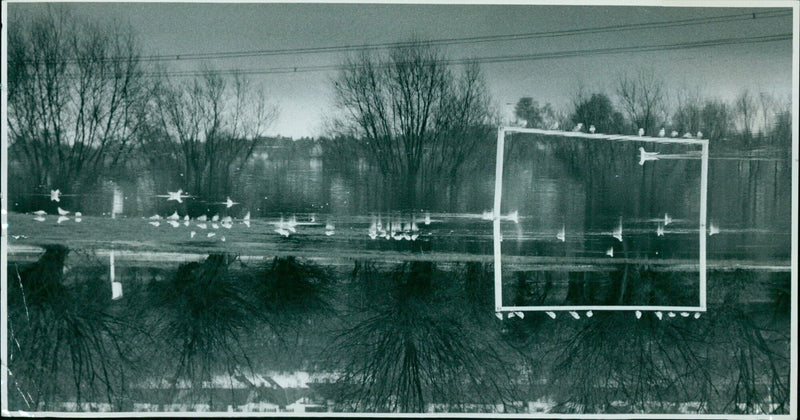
[1,0,797,417]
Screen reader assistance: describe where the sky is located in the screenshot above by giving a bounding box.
[6,1,795,138]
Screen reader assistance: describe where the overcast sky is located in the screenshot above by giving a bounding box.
[7,1,795,138]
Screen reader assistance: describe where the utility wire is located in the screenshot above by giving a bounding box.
[144,32,793,78]
[9,8,792,65]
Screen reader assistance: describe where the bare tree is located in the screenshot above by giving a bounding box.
[8,7,147,199]
[331,41,495,209]
[735,90,757,141]
[615,68,667,136]
[148,69,277,206]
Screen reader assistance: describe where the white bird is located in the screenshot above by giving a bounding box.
[508,312,515,319]
[275,227,290,237]
[33,210,47,216]
[693,312,701,319]
[612,217,623,242]
[572,123,583,132]
[220,236,226,242]
[211,214,219,222]
[11,235,28,240]
[221,222,233,229]
[606,247,614,257]
[243,211,251,221]
[57,207,70,216]
[149,221,160,227]
[680,312,690,317]
[638,127,645,136]
[190,231,196,238]
[424,212,431,225]
[157,189,191,203]
[515,311,524,319]
[149,214,161,220]
[556,224,565,242]
[670,130,679,137]
[207,232,216,238]
[696,131,703,138]
[504,210,519,224]
[546,311,556,319]
[197,215,207,222]
[183,219,190,227]
[57,216,69,224]
[50,189,61,202]
[410,233,419,241]
[167,211,180,221]
[211,223,219,229]
[635,310,642,319]
[658,128,666,137]
[495,313,503,320]
[656,224,665,237]
[224,197,238,208]
[655,311,663,320]
[184,215,190,221]
[197,223,207,230]
[167,220,180,228]
[569,311,580,319]
[708,223,720,236]
[481,210,493,221]
[668,312,676,318]
[111,282,123,300]
[586,311,593,317]
[222,216,232,224]
[589,125,596,134]
[75,212,82,218]
[639,147,659,165]
[682,132,693,138]
[664,213,672,226]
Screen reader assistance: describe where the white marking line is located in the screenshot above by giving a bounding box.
[493,127,708,312]
[493,127,506,312]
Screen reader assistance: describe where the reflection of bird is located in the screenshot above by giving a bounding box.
[197,223,207,229]
[612,217,623,242]
[680,312,690,317]
[275,227,290,237]
[664,213,672,226]
[639,147,659,165]
[658,128,666,137]
[207,232,216,238]
[586,311,593,317]
[222,216,232,224]
[325,221,335,236]
[57,207,70,216]
[606,247,614,257]
[708,222,720,236]
[50,189,61,202]
[424,212,431,225]
[655,311,663,320]
[569,311,580,319]
[149,214,161,220]
[573,123,583,132]
[212,223,219,229]
[11,235,28,240]
[656,224,665,237]
[167,211,180,221]
[481,210,493,221]
[589,125,596,134]
[243,211,251,227]
[694,312,701,319]
[635,310,642,319]
[57,216,69,224]
[149,221,160,227]
[167,220,180,228]
[546,311,556,319]
[33,210,47,216]
[696,131,703,138]
[197,215,207,222]
[211,214,219,222]
[190,231,196,238]
[668,312,676,318]
[638,127,645,136]
[34,215,46,222]
[556,224,565,242]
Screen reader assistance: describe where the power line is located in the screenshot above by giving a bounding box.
[144,32,792,78]
[10,9,792,65]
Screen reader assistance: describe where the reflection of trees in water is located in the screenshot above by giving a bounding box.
[704,270,790,414]
[548,312,714,414]
[327,261,519,412]
[144,253,260,403]
[7,245,136,410]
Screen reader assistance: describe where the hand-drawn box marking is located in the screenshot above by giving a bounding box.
[493,127,709,314]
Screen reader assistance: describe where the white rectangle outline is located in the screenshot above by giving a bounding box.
[493,127,708,312]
